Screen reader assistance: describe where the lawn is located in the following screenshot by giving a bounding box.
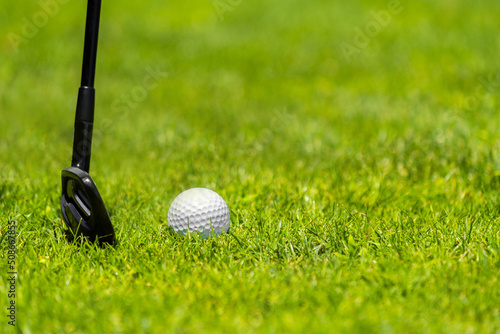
[1,0,499,333]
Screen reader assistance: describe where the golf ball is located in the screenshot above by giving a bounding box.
[167,188,230,238]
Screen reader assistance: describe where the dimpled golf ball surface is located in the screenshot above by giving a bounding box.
[167,188,230,238]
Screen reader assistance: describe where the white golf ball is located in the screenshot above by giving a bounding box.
[167,188,230,238]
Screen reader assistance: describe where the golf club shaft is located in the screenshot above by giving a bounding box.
[71,0,102,172]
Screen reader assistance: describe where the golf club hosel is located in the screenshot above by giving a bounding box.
[71,86,95,172]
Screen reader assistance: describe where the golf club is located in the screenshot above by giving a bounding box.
[60,0,115,245]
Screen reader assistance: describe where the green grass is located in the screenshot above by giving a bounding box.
[1,0,499,332]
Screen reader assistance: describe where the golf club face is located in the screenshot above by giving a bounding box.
[61,166,115,245]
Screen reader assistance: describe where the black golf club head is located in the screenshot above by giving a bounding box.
[61,166,115,245]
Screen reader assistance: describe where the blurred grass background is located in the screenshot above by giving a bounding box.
[1,0,499,333]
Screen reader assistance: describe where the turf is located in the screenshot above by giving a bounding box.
[1,0,499,333]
